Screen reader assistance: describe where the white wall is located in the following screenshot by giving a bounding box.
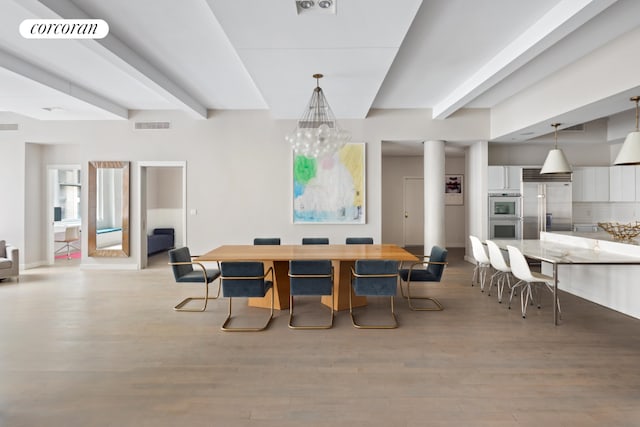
[444,156,465,247]
[381,154,467,248]
[1,108,489,269]
[24,143,46,267]
[0,137,25,266]
[489,142,611,166]
[147,166,184,247]
[381,155,423,245]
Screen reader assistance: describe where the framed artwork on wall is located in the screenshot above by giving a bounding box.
[445,174,463,205]
[292,142,366,224]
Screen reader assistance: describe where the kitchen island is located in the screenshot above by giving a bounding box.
[540,231,640,320]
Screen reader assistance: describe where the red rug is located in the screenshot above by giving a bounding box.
[55,251,81,260]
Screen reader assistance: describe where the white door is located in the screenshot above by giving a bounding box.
[403,177,424,246]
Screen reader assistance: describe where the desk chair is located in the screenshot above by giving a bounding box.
[220,262,274,331]
[486,240,512,303]
[398,245,448,311]
[253,238,281,245]
[55,225,80,259]
[350,260,399,329]
[302,237,329,245]
[507,245,561,319]
[469,235,491,291]
[288,260,334,329]
[345,237,374,244]
[168,247,221,312]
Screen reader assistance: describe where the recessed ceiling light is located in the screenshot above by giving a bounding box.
[296,0,335,14]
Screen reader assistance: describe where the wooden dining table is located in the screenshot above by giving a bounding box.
[196,244,419,311]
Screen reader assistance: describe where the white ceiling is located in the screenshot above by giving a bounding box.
[1,0,639,145]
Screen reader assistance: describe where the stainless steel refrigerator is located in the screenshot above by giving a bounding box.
[521,168,572,239]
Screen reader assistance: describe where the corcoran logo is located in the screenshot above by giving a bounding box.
[19,19,109,39]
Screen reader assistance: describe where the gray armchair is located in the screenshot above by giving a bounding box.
[0,241,19,281]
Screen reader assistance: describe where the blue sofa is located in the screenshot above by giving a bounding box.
[148,228,175,255]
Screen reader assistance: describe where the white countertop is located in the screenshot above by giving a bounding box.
[542,231,640,257]
[553,230,639,245]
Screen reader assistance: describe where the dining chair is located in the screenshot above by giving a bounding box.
[398,245,448,311]
[302,237,329,245]
[253,238,281,245]
[55,225,81,259]
[345,237,374,244]
[350,259,399,329]
[219,261,274,331]
[288,260,334,329]
[506,245,561,319]
[168,247,221,312]
[469,235,491,291]
[485,240,512,303]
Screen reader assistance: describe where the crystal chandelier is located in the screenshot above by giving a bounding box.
[285,74,351,158]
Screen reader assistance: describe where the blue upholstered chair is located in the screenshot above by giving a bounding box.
[398,246,448,311]
[168,247,221,312]
[350,260,400,329]
[253,238,281,245]
[302,237,329,245]
[288,260,334,329]
[220,262,274,331]
[345,237,374,244]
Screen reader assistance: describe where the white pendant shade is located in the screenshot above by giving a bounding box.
[540,148,572,174]
[614,131,640,165]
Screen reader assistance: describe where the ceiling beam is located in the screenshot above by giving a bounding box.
[0,48,128,119]
[32,0,208,119]
[432,0,618,120]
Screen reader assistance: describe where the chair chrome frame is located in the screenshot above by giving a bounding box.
[54,226,81,260]
[469,236,491,291]
[168,259,221,312]
[287,267,334,329]
[221,266,274,332]
[399,256,448,311]
[485,240,513,303]
[506,245,562,319]
[349,268,399,329]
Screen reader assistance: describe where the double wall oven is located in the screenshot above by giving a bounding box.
[489,193,522,240]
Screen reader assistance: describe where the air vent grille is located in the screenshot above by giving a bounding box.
[134,121,170,130]
[561,124,584,132]
[0,123,19,131]
[522,168,572,182]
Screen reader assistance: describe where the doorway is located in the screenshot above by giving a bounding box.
[47,165,82,265]
[403,177,424,247]
[138,161,187,269]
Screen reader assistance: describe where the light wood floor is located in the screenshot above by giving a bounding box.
[2,249,640,426]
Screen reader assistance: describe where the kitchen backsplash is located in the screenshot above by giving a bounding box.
[573,202,639,225]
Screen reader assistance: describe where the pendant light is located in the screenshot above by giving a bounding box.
[285,74,350,158]
[614,96,640,165]
[540,123,572,174]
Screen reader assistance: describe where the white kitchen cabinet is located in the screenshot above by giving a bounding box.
[572,167,609,202]
[488,166,522,193]
[609,166,635,202]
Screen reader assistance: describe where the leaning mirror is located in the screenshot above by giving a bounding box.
[88,161,130,257]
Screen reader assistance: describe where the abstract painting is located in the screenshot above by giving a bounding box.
[445,174,463,205]
[293,142,365,224]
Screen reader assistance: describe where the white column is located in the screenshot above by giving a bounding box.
[424,140,445,251]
